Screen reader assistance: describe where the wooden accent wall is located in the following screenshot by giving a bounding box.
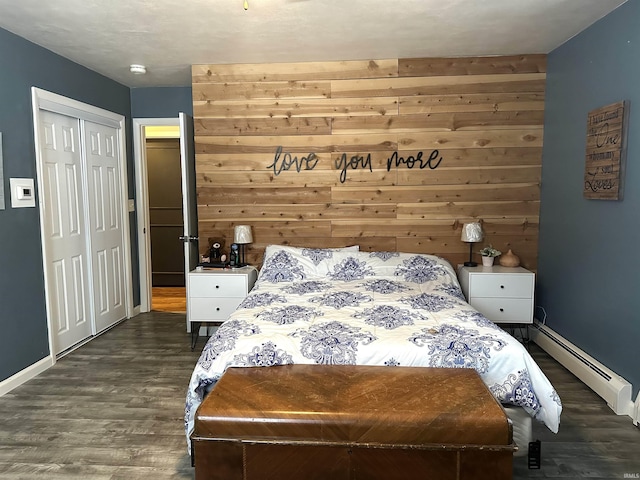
[193,54,545,269]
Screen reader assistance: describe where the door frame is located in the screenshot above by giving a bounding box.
[31,87,134,361]
[132,117,181,313]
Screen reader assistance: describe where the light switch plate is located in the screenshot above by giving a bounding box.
[10,178,36,208]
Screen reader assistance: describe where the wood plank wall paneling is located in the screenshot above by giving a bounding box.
[193,55,546,270]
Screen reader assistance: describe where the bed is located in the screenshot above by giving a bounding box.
[185,245,562,452]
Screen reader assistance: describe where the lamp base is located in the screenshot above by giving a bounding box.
[464,242,477,268]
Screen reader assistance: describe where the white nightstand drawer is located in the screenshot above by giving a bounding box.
[470,297,533,324]
[189,296,244,321]
[469,274,533,299]
[189,275,247,297]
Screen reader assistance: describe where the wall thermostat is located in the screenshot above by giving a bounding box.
[10,178,36,208]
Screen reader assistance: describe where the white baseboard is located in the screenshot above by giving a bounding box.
[531,322,634,417]
[0,356,54,397]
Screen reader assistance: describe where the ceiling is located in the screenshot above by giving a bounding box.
[0,0,627,88]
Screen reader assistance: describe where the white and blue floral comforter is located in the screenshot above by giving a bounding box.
[185,246,562,446]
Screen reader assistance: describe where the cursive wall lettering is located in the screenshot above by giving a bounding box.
[594,122,620,149]
[267,146,319,177]
[269,147,444,183]
[585,166,616,192]
[386,150,442,172]
[335,153,372,183]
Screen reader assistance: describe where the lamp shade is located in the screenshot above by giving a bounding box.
[460,222,483,243]
[234,225,253,244]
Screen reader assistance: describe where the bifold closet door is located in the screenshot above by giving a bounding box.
[83,120,127,333]
[39,110,92,354]
[38,111,128,355]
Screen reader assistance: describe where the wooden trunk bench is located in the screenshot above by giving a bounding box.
[191,365,515,480]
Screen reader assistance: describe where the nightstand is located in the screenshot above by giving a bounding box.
[187,266,258,350]
[457,265,535,325]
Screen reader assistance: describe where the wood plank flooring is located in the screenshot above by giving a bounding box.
[0,312,199,480]
[512,346,640,479]
[151,287,186,313]
[0,312,638,479]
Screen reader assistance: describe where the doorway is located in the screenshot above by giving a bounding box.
[147,134,186,312]
[133,119,191,314]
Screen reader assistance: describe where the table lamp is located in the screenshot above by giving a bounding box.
[461,222,483,267]
[233,225,253,267]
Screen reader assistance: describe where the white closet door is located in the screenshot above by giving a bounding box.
[39,110,92,354]
[84,120,127,332]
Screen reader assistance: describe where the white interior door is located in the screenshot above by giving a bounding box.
[84,120,127,332]
[38,110,92,354]
[180,113,199,332]
[180,113,198,273]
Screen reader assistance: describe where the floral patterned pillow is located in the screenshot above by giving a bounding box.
[258,246,460,289]
[324,250,459,285]
[258,245,359,283]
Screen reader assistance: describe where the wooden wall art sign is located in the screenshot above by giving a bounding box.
[584,100,629,200]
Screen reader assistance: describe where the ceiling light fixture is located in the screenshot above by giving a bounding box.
[129,64,147,75]
[243,0,248,10]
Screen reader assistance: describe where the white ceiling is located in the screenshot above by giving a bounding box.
[0,0,627,88]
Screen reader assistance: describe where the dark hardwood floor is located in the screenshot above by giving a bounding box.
[0,312,199,480]
[513,345,640,479]
[0,312,638,479]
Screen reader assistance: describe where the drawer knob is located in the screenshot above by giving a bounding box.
[500,285,505,289]
[215,285,220,289]
[216,307,220,311]
[500,308,504,312]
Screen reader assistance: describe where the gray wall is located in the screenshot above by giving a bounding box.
[131,87,193,118]
[111,85,193,307]
[538,0,639,396]
[129,86,193,300]
[0,27,132,382]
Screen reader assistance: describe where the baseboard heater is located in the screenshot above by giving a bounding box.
[531,322,633,417]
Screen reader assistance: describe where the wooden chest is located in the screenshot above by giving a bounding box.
[192,365,514,480]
